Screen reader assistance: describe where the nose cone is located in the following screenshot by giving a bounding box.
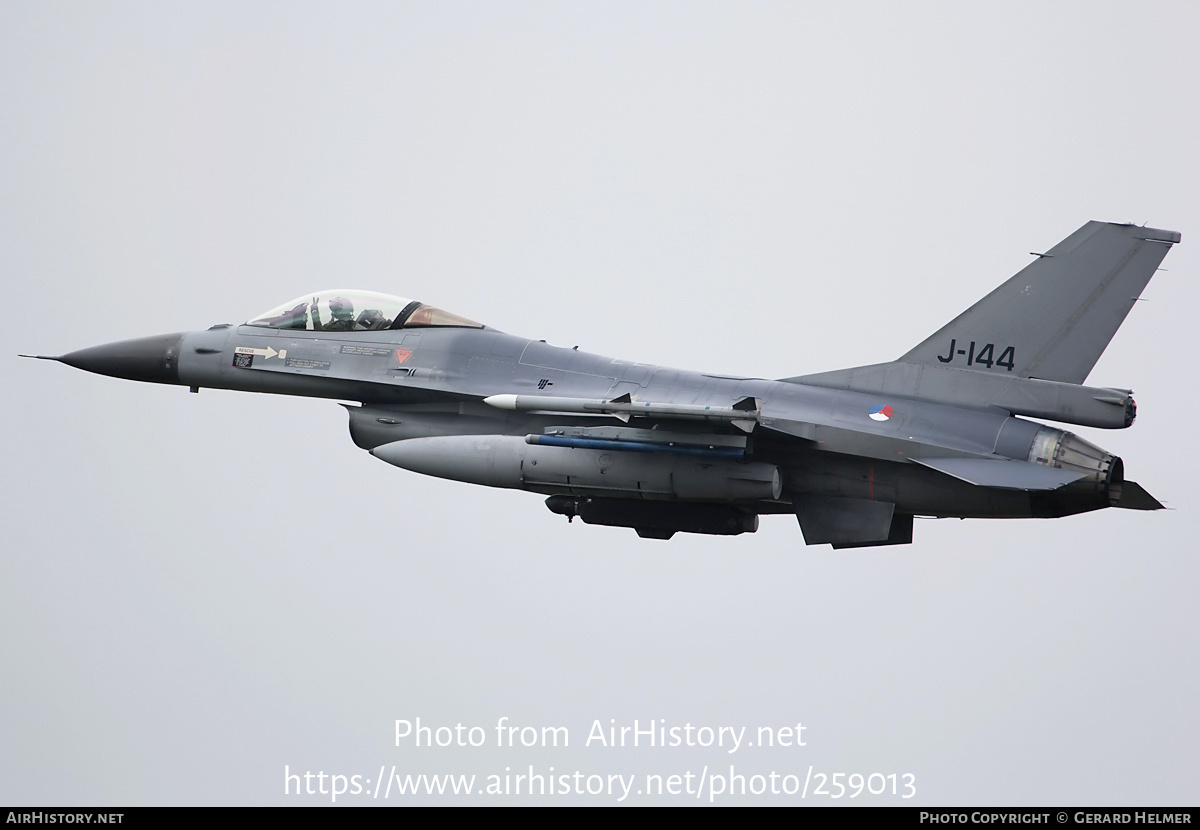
[58,333,185,384]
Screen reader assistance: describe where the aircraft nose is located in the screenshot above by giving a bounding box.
[57,333,186,384]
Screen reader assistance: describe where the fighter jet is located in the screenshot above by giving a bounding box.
[25,220,1178,546]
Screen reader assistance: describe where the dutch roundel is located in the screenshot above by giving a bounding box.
[868,404,894,422]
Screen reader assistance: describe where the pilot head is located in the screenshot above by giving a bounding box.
[328,297,355,321]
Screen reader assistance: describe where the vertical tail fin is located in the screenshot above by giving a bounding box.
[900,222,1180,384]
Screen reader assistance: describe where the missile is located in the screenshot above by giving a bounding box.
[483,393,760,432]
[526,433,745,459]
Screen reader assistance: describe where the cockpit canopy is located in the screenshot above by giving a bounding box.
[247,290,484,332]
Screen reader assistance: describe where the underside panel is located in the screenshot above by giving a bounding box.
[833,513,914,549]
[793,495,912,547]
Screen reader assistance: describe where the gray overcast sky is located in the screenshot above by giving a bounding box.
[2,1,1197,806]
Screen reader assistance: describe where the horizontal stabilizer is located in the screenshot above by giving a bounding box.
[788,362,1138,430]
[1113,481,1164,510]
[913,457,1085,490]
